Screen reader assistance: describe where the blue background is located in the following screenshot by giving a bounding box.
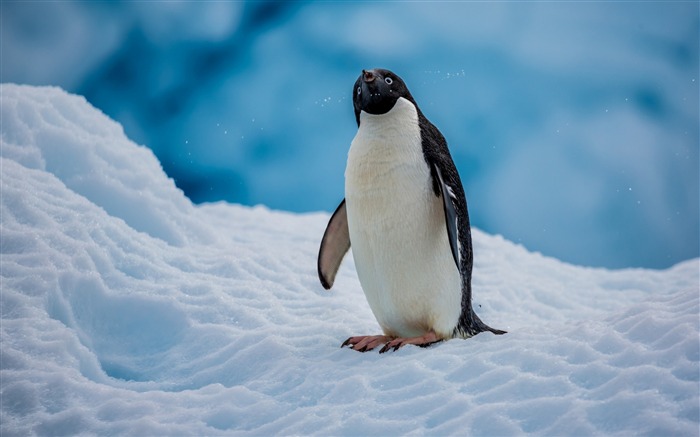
[2,1,698,269]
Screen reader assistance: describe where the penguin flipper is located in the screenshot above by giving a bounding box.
[432,163,460,270]
[318,199,351,290]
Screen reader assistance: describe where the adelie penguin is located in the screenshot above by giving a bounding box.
[318,68,506,353]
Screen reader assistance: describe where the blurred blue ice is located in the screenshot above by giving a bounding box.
[2,1,698,269]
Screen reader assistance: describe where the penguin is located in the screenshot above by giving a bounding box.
[318,68,505,353]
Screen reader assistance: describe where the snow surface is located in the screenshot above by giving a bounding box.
[1,84,699,436]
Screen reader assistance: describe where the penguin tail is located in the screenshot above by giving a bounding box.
[455,312,507,338]
[483,325,507,335]
[474,316,507,336]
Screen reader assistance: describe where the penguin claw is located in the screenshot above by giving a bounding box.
[378,339,402,354]
[378,343,394,354]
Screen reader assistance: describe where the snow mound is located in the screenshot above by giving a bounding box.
[1,84,698,436]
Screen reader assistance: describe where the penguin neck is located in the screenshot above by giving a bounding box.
[349,97,422,167]
[346,97,426,195]
[357,97,418,137]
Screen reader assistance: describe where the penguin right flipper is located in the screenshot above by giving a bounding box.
[318,199,351,290]
[431,163,461,271]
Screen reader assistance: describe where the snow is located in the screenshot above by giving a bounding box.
[1,84,699,436]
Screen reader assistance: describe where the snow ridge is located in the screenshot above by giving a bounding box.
[1,84,698,436]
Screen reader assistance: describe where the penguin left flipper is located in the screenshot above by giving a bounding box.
[432,163,460,270]
[318,199,350,290]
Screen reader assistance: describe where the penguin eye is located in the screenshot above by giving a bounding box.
[356,86,361,95]
[384,77,393,85]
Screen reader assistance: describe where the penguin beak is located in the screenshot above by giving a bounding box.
[359,70,378,109]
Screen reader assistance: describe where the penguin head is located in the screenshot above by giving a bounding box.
[353,68,415,125]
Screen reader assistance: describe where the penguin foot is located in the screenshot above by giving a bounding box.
[341,335,392,352]
[378,331,442,354]
[341,332,444,353]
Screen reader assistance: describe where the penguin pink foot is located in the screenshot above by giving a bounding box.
[378,331,442,354]
[341,335,391,352]
[341,332,443,353]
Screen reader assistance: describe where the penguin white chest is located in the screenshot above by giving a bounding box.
[344,98,462,338]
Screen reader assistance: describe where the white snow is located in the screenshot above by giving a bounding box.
[1,84,699,436]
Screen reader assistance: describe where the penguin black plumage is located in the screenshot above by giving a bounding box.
[318,68,505,353]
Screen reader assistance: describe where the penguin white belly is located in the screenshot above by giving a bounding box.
[345,98,462,339]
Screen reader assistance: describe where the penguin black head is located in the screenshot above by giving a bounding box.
[353,68,415,126]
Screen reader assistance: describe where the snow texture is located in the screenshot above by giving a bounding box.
[1,84,699,436]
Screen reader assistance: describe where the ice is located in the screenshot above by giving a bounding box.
[1,84,699,435]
